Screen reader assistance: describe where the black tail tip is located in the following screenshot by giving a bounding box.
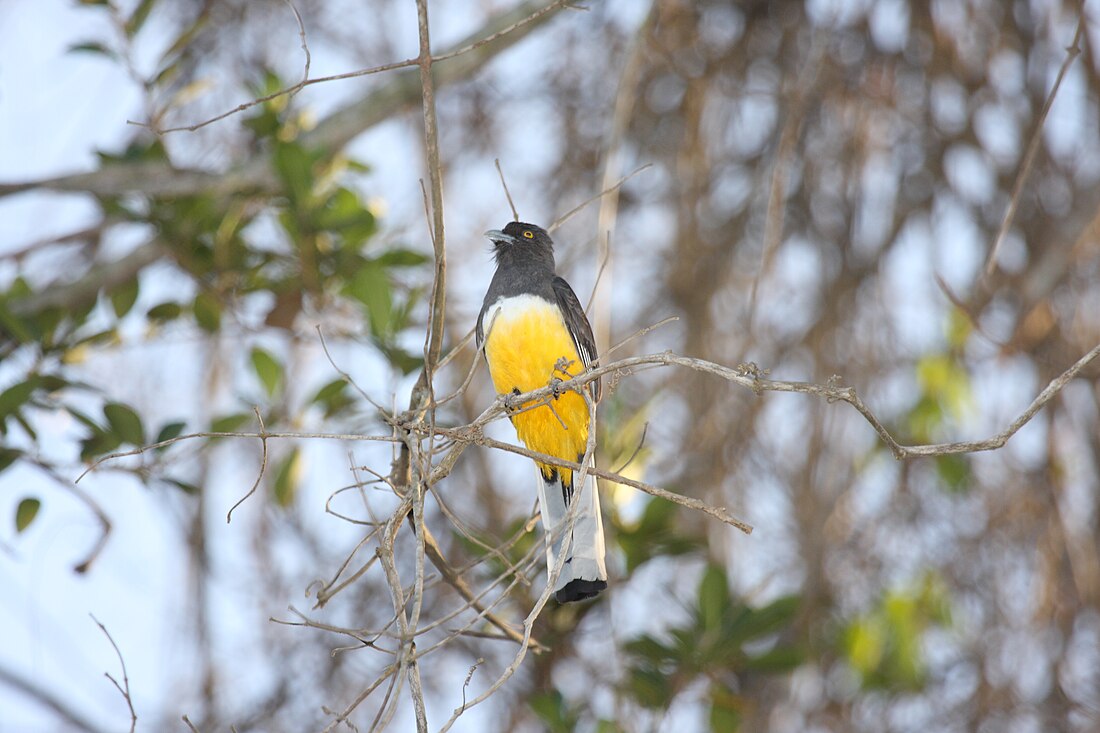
[555,578,608,604]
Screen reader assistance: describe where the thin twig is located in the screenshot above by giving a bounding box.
[315,325,384,410]
[584,232,611,315]
[226,407,268,522]
[91,615,136,733]
[132,0,583,135]
[983,18,1084,279]
[26,458,112,573]
[418,522,546,652]
[495,158,520,221]
[601,315,679,361]
[747,34,822,324]
[461,659,484,712]
[319,663,396,733]
[612,422,649,474]
[283,0,310,94]
[75,429,400,483]
[548,164,652,233]
[443,428,752,534]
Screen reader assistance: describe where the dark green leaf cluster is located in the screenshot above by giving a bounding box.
[622,564,801,731]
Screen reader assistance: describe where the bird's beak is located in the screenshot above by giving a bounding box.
[484,229,517,245]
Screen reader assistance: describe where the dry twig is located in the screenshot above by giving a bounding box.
[91,615,136,733]
[983,18,1085,279]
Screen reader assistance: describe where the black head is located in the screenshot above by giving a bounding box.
[484,221,555,269]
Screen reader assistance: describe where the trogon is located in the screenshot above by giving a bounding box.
[476,221,608,603]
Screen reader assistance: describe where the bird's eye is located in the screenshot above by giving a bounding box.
[522,230,534,239]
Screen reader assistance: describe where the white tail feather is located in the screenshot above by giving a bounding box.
[536,459,607,600]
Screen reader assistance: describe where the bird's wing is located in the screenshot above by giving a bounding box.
[552,276,601,403]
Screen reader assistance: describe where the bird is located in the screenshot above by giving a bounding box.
[476,221,607,603]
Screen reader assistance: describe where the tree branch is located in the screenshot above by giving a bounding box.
[983,17,1084,279]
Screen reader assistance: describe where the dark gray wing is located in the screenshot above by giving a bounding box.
[552,276,601,403]
[475,306,486,353]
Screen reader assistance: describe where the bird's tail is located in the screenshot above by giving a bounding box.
[537,459,607,603]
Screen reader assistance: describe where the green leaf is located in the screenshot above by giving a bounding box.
[709,683,741,733]
[628,667,671,709]
[80,429,123,461]
[104,402,144,445]
[374,249,430,267]
[743,645,803,673]
[164,477,200,494]
[698,564,730,633]
[273,141,315,206]
[0,378,38,419]
[15,497,40,533]
[193,292,221,332]
[147,301,182,322]
[845,617,886,678]
[210,413,251,433]
[731,595,800,640]
[250,347,283,397]
[155,421,186,447]
[0,299,36,343]
[529,690,576,733]
[377,344,423,375]
[68,41,117,58]
[624,634,673,664]
[936,454,970,493]
[108,278,140,318]
[347,264,392,337]
[39,375,70,392]
[124,0,157,37]
[272,449,301,507]
[0,447,21,472]
[316,187,377,245]
[311,378,352,417]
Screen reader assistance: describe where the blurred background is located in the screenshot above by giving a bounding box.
[2,0,1099,731]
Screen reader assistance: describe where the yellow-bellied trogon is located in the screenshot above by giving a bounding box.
[476,221,607,603]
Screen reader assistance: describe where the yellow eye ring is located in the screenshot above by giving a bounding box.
[522,230,534,239]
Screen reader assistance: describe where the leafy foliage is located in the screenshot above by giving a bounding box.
[841,573,952,691]
[621,564,802,731]
[0,68,431,534]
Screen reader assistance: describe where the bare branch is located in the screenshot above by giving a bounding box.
[444,428,752,534]
[601,315,679,361]
[91,615,136,733]
[315,325,390,414]
[983,17,1084,279]
[226,407,268,523]
[75,429,400,484]
[128,0,579,136]
[26,458,112,573]
[419,522,546,651]
[548,164,652,233]
[612,421,649,474]
[495,158,520,221]
[747,36,823,325]
[284,0,311,93]
[2,0,575,202]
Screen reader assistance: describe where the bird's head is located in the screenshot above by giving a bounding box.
[484,221,555,268]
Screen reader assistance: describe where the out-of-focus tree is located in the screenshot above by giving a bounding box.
[2,1,1099,732]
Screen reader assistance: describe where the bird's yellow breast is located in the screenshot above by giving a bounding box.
[483,295,590,486]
